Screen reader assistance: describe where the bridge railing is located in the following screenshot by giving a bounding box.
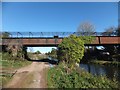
[0,32,119,38]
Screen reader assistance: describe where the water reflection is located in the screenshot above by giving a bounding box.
[80,63,120,82]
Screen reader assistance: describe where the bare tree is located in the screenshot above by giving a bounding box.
[102,27,118,60]
[77,21,95,36]
[117,26,120,36]
[102,27,116,36]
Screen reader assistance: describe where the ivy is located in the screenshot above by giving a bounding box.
[58,35,84,69]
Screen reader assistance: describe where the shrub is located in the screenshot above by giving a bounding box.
[47,63,119,88]
[58,35,84,69]
[79,36,95,44]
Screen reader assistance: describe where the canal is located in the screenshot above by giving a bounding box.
[48,56,120,82]
[80,63,120,82]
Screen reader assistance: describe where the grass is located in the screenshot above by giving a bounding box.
[0,52,32,87]
[1,60,31,69]
[1,52,31,68]
[90,60,120,67]
[1,75,12,87]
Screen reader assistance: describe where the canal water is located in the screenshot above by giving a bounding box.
[48,57,120,82]
[80,63,120,82]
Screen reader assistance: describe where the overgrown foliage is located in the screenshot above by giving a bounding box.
[34,50,41,54]
[101,26,119,60]
[116,27,120,53]
[58,35,84,69]
[90,60,120,67]
[47,63,119,88]
[46,48,57,59]
[4,39,27,60]
[1,52,31,67]
[79,36,95,44]
[1,52,31,86]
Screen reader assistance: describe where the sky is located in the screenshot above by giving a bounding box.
[2,2,119,53]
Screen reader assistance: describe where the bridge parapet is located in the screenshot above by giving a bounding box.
[0,32,119,38]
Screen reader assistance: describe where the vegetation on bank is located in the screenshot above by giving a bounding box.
[47,34,119,88]
[0,52,31,86]
[1,52,31,68]
[47,63,119,88]
[89,60,120,67]
[58,35,84,69]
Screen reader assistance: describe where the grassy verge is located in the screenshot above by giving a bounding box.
[47,63,119,88]
[90,60,120,67]
[0,52,32,87]
[1,60,31,69]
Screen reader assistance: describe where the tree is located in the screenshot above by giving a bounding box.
[6,39,24,59]
[58,35,84,69]
[77,21,95,36]
[102,27,117,60]
[34,50,41,54]
[77,21,96,59]
[46,48,57,58]
[102,27,116,36]
[116,27,120,36]
[116,27,120,54]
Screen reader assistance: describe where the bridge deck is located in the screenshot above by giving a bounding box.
[1,36,120,46]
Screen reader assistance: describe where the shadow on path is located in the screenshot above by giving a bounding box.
[27,58,58,65]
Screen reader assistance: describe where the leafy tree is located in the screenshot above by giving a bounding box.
[34,50,41,54]
[46,48,57,58]
[50,48,57,58]
[77,21,95,36]
[58,35,84,69]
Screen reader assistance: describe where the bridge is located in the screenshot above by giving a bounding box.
[1,32,120,46]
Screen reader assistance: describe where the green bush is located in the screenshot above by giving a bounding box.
[79,36,95,44]
[58,35,84,69]
[1,52,31,68]
[47,63,119,88]
[1,52,31,86]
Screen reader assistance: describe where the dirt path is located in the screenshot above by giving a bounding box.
[4,62,50,88]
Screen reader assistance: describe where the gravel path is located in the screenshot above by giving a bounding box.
[4,62,50,88]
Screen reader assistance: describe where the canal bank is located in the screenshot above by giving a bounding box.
[80,62,120,82]
[47,57,120,83]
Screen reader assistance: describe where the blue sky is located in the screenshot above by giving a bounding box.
[2,2,118,53]
[27,47,57,53]
[3,2,118,32]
